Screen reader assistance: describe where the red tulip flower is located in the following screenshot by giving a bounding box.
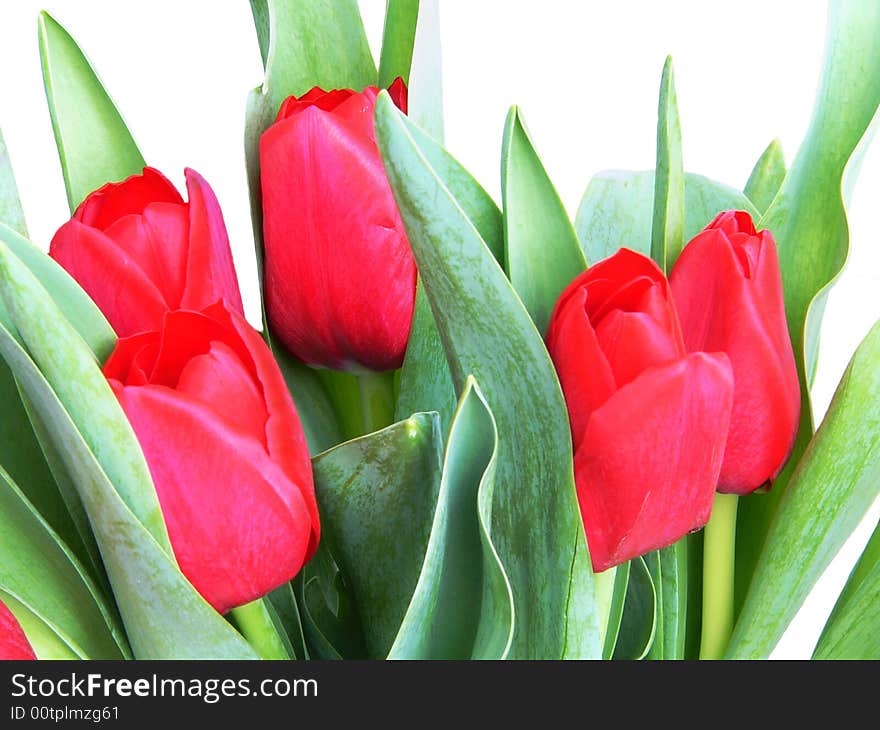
[547,249,734,571]
[260,78,415,372]
[50,167,243,338]
[103,302,320,613]
[0,599,35,660]
[670,210,800,494]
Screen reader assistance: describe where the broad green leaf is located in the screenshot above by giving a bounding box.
[406,0,444,141]
[744,139,786,214]
[0,243,256,659]
[0,466,125,659]
[613,556,656,660]
[378,0,419,87]
[39,12,145,212]
[389,378,513,659]
[813,516,880,659]
[376,94,602,659]
[644,551,664,659]
[311,413,443,658]
[395,116,503,429]
[735,0,880,609]
[575,170,757,264]
[727,320,880,659]
[651,57,684,271]
[600,561,629,659]
[501,107,587,334]
[0,129,27,236]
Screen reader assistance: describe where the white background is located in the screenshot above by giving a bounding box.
[1,0,878,659]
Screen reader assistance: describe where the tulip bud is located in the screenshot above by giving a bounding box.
[670,211,800,494]
[547,249,733,571]
[259,78,416,372]
[103,302,320,614]
[50,167,243,338]
[0,599,35,660]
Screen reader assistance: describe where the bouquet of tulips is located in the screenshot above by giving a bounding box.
[1,0,879,662]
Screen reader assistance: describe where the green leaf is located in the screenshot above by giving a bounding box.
[813,516,880,659]
[0,242,256,659]
[249,0,270,68]
[406,0,444,142]
[657,541,687,659]
[0,128,27,236]
[744,139,786,214]
[378,0,419,87]
[575,170,757,264]
[600,561,629,659]
[651,57,684,271]
[376,93,602,659]
[395,116,503,430]
[727,320,880,659]
[735,0,880,610]
[389,378,513,659]
[311,413,443,658]
[39,12,145,212]
[0,466,126,659]
[613,556,656,660]
[267,582,309,660]
[684,530,704,659]
[501,107,586,334]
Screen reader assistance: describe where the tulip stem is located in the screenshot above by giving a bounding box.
[357,371,396,434]
[229,599,289,660]
[699,493,738,659]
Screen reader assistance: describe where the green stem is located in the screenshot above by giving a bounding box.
[357,370,395,434]
[700,493,738,660]
[229,599,289,660]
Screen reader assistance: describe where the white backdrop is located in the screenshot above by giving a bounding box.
[1,0,878,659]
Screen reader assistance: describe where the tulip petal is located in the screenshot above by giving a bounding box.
[261,103,415,371]
[75,168,183,230]
[115,385,313,614]
[671,228,799,492]
[49,220,170,337]
[181,169,244,317]
[576,352,733,571]
[594,309,681,389]
[0,599,35,660]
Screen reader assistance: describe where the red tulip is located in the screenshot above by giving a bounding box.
[546,249,734,571]
[259,78,415,372]
[670,211,800,494]
[50,167,243,338]
[0,599,35,660]
[103,302,319,613]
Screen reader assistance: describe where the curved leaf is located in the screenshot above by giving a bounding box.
[736,0,880,608]
[0,466,125,659]
[395,115,503,430]
[600,560,629,659]
[389,378,513,659]
[651,57,684,271]
[39,12,145,211]
[376,93,602,659]
[501,106,586,334]
[575,170,757,264]
[727,320,880,659]
[311,413,443,658]
[406,0,443,142]
[813,516,880,659]
[744,139,786,214]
